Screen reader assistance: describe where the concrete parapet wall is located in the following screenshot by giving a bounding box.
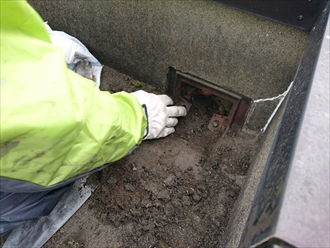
[28,1,308,99]
[28,0,309,130]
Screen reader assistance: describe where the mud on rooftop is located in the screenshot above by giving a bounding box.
[42,66,262,248]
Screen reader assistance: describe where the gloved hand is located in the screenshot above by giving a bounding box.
[131,90,187,139]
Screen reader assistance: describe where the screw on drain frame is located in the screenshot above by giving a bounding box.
[212,120,220,127]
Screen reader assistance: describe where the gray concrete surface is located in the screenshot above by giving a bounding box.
[29,0,308,100]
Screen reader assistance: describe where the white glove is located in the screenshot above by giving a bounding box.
[131,90,187,139]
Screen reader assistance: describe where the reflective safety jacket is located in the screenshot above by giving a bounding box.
[0,1,147,191]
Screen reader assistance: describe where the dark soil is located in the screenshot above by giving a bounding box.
[86,128,258,248]
[1,66,261,248]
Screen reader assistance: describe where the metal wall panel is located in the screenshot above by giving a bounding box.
[239,3,330,247]
[212,0,328,30]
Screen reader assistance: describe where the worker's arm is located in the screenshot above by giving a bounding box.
[0,1,148,188]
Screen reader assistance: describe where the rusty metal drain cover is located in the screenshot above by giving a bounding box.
[166,67,252,132]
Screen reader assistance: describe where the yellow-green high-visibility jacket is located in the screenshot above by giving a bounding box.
[0,1,147,190]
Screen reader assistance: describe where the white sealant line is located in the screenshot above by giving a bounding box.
[254,81,294,132]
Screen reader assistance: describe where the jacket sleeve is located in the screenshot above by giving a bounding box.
[0,1,147,188]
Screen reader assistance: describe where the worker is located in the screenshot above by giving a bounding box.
[0,1,186,236]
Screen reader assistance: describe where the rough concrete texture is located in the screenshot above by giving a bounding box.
[28,0,308,101]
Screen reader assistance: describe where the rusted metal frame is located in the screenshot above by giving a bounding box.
[177,72,240,130]
[167,67,250,132]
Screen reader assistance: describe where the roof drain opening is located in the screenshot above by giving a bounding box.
[166,67,252,134]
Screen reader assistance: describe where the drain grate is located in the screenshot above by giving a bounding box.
[166,67,252,132]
